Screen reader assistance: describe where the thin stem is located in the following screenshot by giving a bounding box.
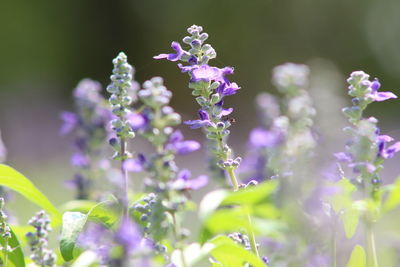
[227,168,260,258]
[366,223,378,267]
[246,212,260,259]
[227,168,239,191]
[120,138,129,216]
[3,237,8,267]
[171,212,188,267]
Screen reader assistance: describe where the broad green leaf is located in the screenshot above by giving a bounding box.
[60,212,87,262]
[221,180,278,206]
[384,178,400,212]
[70,250,99,267]
[204,207,249,234]
[342,207,360,238]
[209,236,265,267]
[0,164,61,226]
[0,226,25,267]
[61,200,119,228]
[60,200,118,262]
[346,245,366,267]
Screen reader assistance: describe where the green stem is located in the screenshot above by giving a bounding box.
[331,222,337,267]
[171,212,188,267]
[120,138,129,216]
[227,168,260,258]
[3,237,8,267]
[366,223,378,267]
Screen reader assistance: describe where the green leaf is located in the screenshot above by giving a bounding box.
[0,164,61,226]
[70,250,99,267]
[199,190,228,220]
[384,178,400,212]
[342,207,360,239]
[209,236,265,267]
[326,178,356,214]
[60,200,118,262]
[346,245,366,267]
[0,226,25,267]
[221,180,278,206]
[171,242,214,267]
[60,212,87,262]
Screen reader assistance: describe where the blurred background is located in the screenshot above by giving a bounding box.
[1,0,400,259]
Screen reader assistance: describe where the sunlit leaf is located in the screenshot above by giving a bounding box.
[0,164,61,226]
[209,236,265,267]
[346,245,366,267]
[384,178,400,212]
[0,226,25,267]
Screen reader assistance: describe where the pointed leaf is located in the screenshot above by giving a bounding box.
[60,212,87,261]
[0,226,25,267]
[0,164,61,226]
[346,245,366,267]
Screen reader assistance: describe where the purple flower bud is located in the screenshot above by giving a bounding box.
[70,152,90,167]
[370,79,381,92]
[127,112,147,131]
[198,109,210,120]
[115,216,142,253]
[123,158,144,172]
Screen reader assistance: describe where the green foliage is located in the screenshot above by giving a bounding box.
[60,200,119,262]
[0,164,61,226]
[209,236,265,267]
[346,245,366,267]
[384,177,400,212]
[0,226,25,267]
[70,250,99,267]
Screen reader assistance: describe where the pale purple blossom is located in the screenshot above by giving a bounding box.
[115,216,142,253]
[154,42,187,62]
[166,130,200,155]
[170,169,208,191]
[59,111,79,135]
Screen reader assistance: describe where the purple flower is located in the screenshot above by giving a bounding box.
[115,216,142,253]
[190,65,221,83]
[184,110,212,129]
[171,169,208,191]
[249,128,282,148]
[70,152,90,167]
[333,152,352,163]
[166,130,200,155]
[154,42,186,62]
[60,111,79,135]
[123,158,144,172]
[382,142,400,159]
[348,162,376,173]
[217,82,241,96]
[368,79,397,102]
[127,112,147,131]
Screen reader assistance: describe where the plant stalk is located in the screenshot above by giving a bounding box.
[366,223,378,267]
[120,138,129,216]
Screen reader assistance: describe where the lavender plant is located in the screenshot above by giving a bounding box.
[330,71,399,267]
[60,79,112,200]
[2,24,400,267]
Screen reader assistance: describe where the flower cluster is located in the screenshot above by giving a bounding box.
[26,211,57,267]
[107,52,137,160]
[60,79,112,200]
[0,198,12,265]
[335,71,399,188]
[154,25,241,189]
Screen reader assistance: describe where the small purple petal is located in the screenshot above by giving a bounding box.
[377,135,393,143]
[250,128,282,148]
[70,152,90,167]
[169,130,184,143]
[60,111,79,135]
[184,119,212,129]
[333,152,352,162]
[127,112,147,131]
[384,142,400,159]
[220,108,233,116]
[370,79,381,92]
[372,91,397,102]
[177,63,197,73]
[153,42,185,62]
[177,169,191,181]
[187,175,208,190]
[198,109,210,120]
[123,158,144,172]
[173,140,201,155]
[190,65,220,83]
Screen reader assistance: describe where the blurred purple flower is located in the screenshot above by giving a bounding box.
[154,42,186,62]
[333,152,352,163]
[127,112,148,131]
[249,128,282,148]
[70,152,90,168]
[123,158,144,172]
[184,110,213,129]
[115,216,142,253]
[171,169,208,191]
[60,111,79,135]
[166,130,200,155]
